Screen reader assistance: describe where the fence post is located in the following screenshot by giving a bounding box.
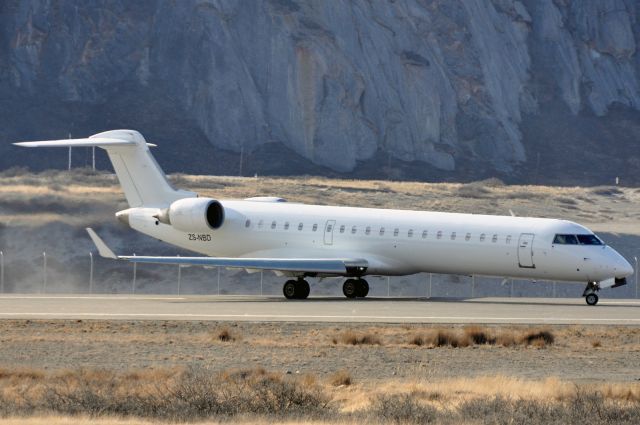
[89,252,94,294]
[552,281,556,298]
[635,256,638,299]
[217,267,221,295]
[177,255,181,296]
[510,279,513,298]
[387,276,390,297]
[260,270,263,296]
[471,275,475,298]
[42,252,47,293]
[0,251,4,294]
[429,273,432,299]
[132,254,137,294]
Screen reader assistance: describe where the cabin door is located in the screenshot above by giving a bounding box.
[517,233,535,268]
[324,220,336,245]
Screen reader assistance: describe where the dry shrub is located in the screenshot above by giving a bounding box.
[215,327,238,343]
[334,331,382,346]
[522,330,555,347]
[495,332,518,347]
[372,393,437,424]
[592,340,602,348]
[408,327,555,349]
[0,367,332,421]
[464,326,494,345]
[329,370,352,387]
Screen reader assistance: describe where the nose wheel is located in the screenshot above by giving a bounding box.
[283,279,310,300]
[582,281,599,306]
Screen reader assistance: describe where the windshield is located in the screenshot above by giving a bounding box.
[553,234,603,246]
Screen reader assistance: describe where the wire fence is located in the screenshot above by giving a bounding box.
[0,250,637,299]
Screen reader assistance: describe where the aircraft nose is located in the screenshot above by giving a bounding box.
[618,258,634,278]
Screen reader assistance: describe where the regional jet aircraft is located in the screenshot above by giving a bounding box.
[15,130,633,305]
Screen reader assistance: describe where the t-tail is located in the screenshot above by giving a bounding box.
[14,130,195,208]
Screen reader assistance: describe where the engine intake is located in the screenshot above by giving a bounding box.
[157,198,224,232]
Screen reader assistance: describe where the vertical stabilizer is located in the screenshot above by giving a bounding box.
[15,129,196,208]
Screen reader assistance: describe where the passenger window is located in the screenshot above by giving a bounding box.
[298,223,303,231]
[506,235,512,244]
[312,224,318,232]
[480,233,486,242]
[245,219,251,228]
[365,226,371,235]
[393,228,399,237]
[408,229,414,238]
[284,222,290,230]
[380,227,385,236]
[437,231,442,239]
[422,230,428,239]
[271,221,277,229]
[258,220,264,229]
[451,232,456,240]
[326,224,332,232]
[553,234,578,245]
[351,226,357,234]
[492,234,498,243]
[339,225,345,233]
[465,233,471,241]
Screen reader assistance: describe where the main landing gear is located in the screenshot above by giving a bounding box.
[283,278,310,300]
[343,278,369,299]
[582,281,599,306]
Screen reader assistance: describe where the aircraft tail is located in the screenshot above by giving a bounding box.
[14,129,195,208]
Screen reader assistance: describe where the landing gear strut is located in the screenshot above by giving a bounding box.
[343,278,369,299]
[283,278,310,300]
[582,281,599,306]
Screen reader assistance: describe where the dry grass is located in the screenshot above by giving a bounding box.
[215,327,238,343]
[332,330,383,346]
[328,370,352,387]
[407,326,555,349]
[0,367,637,424]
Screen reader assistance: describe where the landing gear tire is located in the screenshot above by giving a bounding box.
[283,280,298,299]
[356,279,369,298]
[283,279,310,300]
[582,281,600,306]
[298,279,310,299]
[343,279,358,298]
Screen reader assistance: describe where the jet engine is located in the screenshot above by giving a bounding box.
[156,198,225,232]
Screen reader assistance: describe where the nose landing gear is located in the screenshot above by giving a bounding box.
[582,281,599,306]
[283,278,310,300]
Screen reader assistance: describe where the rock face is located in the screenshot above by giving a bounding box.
[0,0,639,184]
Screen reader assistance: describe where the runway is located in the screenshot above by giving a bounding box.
[0,295,638,324]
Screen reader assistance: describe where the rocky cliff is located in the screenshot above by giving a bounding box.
[1,0,639,184]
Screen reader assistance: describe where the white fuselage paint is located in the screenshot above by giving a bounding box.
[126,200,632,283]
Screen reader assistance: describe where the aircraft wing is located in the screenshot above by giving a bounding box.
[86,228,368,275]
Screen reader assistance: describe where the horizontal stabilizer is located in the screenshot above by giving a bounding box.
[86,228,117,259]
[85,228,368,275]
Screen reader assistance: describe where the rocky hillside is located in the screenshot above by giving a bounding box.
[0,0,639,184]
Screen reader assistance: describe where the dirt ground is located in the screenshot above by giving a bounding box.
[1,320,639,384]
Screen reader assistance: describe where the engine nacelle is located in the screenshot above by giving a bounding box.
[157,198,225,232]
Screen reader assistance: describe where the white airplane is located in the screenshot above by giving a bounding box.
[15,130,633,305]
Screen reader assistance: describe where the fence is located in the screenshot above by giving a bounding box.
[0,250,637,299]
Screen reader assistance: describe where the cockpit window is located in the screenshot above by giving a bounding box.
[553,234,604,245]
[577,234,603,245]
[553,234,578,245]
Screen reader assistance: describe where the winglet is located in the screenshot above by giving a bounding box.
[86,228,117,259]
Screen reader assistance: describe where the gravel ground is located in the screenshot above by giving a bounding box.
[1,320,639,384]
